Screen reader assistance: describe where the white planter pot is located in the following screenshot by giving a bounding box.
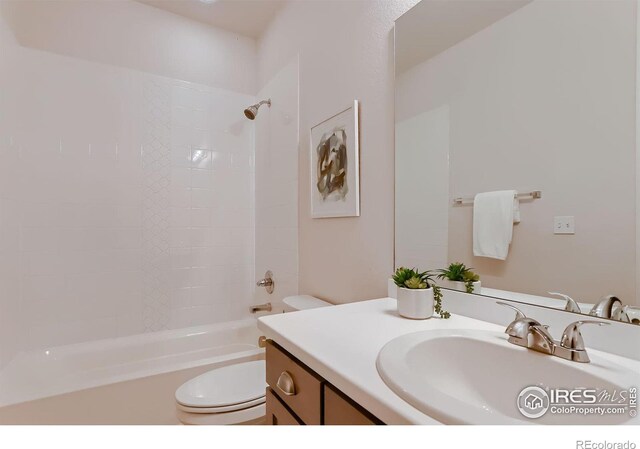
[396,287,434,320]
[445,280,481,294]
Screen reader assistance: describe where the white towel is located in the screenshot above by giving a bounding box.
[473,190,518,260]
[513,196,521,224]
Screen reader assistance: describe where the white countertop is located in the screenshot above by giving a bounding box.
[258,297,507,424]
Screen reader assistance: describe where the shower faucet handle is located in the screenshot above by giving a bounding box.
[256,270,274,294]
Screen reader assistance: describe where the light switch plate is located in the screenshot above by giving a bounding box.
[554,216,575,234]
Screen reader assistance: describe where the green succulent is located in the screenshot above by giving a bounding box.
[463,271,480,282]
[435,262,475,282]
[404,276,427,289]
[392,267,450,319]
[392,267,433,289]
[435,262,480,294]
[433,286,450,319]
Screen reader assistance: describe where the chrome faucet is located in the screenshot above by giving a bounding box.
[497,301,609,363]
[548,292,582,314]
[256,270,274,294]
[497,302,554,354]
[250,303,272,313]
[555,320,608,363]
[589,295,630,323]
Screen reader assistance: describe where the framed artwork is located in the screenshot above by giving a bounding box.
[310,100,360,218]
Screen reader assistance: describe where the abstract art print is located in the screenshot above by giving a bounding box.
[310,100,360,218]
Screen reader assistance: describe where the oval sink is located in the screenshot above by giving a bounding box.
[376,329,639,424]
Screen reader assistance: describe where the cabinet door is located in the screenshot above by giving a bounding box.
[265,388,302,425]
[266,341,322,424]
[323,384,381,425]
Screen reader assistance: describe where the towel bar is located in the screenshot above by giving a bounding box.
[452,190,542,206]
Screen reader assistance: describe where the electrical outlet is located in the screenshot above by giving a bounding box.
[554,216,575,235]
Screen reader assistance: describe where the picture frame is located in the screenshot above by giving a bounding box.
[309,100,360,218]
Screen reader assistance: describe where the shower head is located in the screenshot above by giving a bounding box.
[244,99,271,120]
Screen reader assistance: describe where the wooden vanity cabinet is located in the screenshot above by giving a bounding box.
[265,340,383,425]
[265,388,302,425]
[323,384,379,425]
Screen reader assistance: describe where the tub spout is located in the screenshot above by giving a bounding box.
[250,303,272,313]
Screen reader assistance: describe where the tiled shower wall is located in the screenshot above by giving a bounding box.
[0,39,255,366]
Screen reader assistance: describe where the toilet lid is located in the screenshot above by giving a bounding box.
[176,360,266,409]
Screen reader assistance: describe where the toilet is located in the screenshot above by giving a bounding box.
[281,294,332,313]
[175,295,332,425]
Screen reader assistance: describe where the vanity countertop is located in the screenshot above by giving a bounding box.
[258,297,506,424]
[258,297,640,425]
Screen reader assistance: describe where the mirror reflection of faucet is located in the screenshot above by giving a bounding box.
[589,295,631,323]
[547,292,582,314]
[547,292,639,324]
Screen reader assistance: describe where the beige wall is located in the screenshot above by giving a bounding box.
[254,57,300,311]
[395,107,450,271]
[258,0,419,303]
[396,1,637,305]
[0,0,257,94]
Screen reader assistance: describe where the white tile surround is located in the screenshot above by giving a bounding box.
[0,36,256,366]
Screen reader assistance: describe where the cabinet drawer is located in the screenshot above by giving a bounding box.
[265,388,301,425]
[266,340,323,425]
[324,384,381,425]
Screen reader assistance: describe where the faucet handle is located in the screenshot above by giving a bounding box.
[529,324,555,354]
[496,301,542,346]
[612,305,631,323]
[589,295,621,318]
[560,320,609,351]
[496,301,526,320]
[548,292,582,314]
[256,270,274,294]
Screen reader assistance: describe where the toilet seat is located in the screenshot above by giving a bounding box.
[176,403,266,425]
[175,360,266,424]
[176,396,265,414]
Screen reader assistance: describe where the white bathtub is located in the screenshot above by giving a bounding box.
[0,319,264,424]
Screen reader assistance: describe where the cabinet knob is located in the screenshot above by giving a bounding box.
[276,371,296,396]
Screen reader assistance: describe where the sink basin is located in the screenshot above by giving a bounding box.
[376,329,639,424]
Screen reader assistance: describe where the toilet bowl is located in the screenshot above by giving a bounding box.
[175,295,332,425]
[176,360,267,425]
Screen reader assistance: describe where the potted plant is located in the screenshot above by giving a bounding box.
[392,267,450,319]
[435,262,481,294]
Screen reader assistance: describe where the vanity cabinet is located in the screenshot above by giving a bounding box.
[265,388,301,425]
[323,384,378,425]
[265,340,382,425]
[266,339,323,424]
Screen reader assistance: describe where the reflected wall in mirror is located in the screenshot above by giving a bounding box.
[394,0,639,324]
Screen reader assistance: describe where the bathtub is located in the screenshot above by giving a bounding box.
[0,319,263,424]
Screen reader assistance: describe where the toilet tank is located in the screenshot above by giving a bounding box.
[282,295,332,312]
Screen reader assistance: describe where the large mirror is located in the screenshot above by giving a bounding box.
[395,0,639,324]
